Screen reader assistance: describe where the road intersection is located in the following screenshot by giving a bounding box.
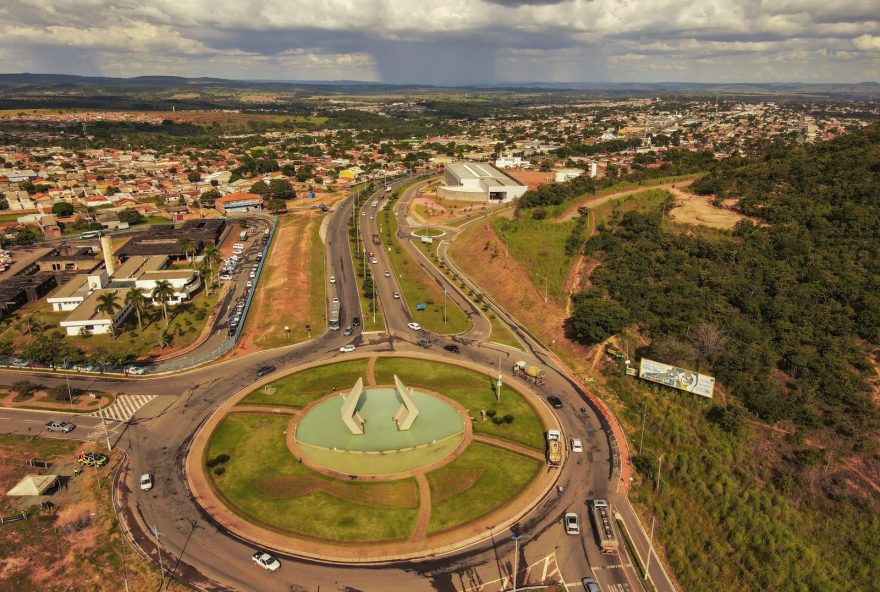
[0,177,674,592]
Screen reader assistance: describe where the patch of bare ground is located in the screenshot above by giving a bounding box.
[667,186,752,230]
[238,212,318,351]
[557,179,694,221]
[451,220,594,375]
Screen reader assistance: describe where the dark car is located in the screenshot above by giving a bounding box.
[352,317,361,327]
[547,396,564,409]
[417,338,433,348]
[443,344,460,353]
[255,365,276,377]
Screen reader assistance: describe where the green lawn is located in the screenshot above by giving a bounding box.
[488,313,523,350]
[241,359,369,408]
[426,442,541,533]
[380,207,470,334]
[0,288,219,361]
[373,358,545,449]
[206,414,419,542]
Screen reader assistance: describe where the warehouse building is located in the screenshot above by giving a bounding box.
[437,162,528,203]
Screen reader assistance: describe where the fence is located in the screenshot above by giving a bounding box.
[0,512,27,525]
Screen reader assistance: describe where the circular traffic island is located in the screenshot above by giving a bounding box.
[189,355,558,561]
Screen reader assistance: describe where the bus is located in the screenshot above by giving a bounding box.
[80,230,102,239]
[329,298,341,330]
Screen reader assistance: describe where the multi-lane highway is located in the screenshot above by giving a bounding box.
[0,176,675,592]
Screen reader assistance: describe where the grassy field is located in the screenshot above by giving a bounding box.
[380,205,470,334]
[0,434,188,592]
[241,213,326,348]
[492,217,576,305]
[206,414,419,542]
[0,288,219,360]
[426,442,541,533]
[374,358,545,449]
[606,371,880,592]
[241,359,369,407]
[487,313,523,349]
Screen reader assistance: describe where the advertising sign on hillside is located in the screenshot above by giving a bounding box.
[638,358,715,398]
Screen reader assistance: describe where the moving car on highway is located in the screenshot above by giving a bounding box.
[255,365,276,377]
[564,512,580,535]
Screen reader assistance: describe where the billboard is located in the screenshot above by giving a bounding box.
[638,358,715,398]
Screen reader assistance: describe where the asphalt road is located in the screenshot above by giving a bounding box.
[0,176,672,592]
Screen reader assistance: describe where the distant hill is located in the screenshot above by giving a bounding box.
[0,72,877,98]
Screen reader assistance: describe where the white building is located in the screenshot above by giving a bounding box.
[59,287,133,336]
[495,155,525,168]
[554,168,584,183]
[437,162,528,203]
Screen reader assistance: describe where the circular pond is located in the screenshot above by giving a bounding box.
[295,387,465,476]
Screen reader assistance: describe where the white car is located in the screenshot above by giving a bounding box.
[371,200,378,207]
[140,473,153,491]
[407,322,422,331]
[393,291,401,299]
[383,270,391,277]
[329,275,336,284]
[339,344,356,353]
[127,366,146,375]
[370,258,378,264]
[246,281,253,288]
[252,551,281,572]
[361,211,366,216]
[571,438,583,453]
[564,512,580,535]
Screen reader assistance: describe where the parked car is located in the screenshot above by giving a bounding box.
[343,326,353,336]
[255,365,276,377]
[252,551,281,572]
[564,512,580,535]
[547,396,564,409]
[140,473,154,491]
[340,344,356,353]
[219,274,232,281]
[581,577,601,592]
[246,281,253,288]
[443,344,460,353]
[352,317,361,326]
[407,322,421,331]
[418,338,433,348]
[571,438,583,453]
[45,420,75,433]
[127,366,146,375]
[10,358,29,367]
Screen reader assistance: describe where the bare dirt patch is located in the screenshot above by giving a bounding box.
[668,186,751,230]
[410,190,490,226]
[504,170,555,191]
[238,212,321,351]
[451,220,596,375]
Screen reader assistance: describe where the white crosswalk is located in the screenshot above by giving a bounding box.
[88,394,156,422]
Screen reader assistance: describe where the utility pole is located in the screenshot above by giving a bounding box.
[510,534,524,592]
[63,361,73,404]
[655,453,664,493]
[372,274,376,324]
[443,288,447,325]
[99,405,112,452]
[644,514,656,581]
[496,354,503,403]
[638,402,648,455]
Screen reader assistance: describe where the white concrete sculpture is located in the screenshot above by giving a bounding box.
[392,374,420,431]
[341,377,366,435]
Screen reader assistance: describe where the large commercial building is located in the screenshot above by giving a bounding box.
[437,162,528,203]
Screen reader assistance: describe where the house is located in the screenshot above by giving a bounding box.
[214,192,263,214]
[59,287,133,336]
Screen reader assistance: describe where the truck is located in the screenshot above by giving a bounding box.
[513,360,545,385]
[239,230,249,241]
[590,500,619,553]
[372,234,381,245]
[546,429,562,466]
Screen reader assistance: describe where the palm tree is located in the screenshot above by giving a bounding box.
[151,281,175,329]
[202,244,220,283]
[124,288,147,333]
[95,290,122,338]
[177,237,196,264]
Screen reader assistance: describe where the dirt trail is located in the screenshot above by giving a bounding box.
[667,185,751,230]
[557,180,693,221]
[410,474,432,542]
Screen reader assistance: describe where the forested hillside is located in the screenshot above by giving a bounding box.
[577,124,880,591]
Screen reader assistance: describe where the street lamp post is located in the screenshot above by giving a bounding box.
[656,453,664,493]
[443,287,448,324]
[644,514,656,581]
[638,402,648,455]
[149,523,165,589]
[510,534,524,592]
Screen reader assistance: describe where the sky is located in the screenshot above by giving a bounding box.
[0,0,878,85]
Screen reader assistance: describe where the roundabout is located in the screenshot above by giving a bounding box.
[186,354,560,561]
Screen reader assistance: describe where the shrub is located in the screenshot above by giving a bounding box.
[213,466,226,476]
[11,380,38,397]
